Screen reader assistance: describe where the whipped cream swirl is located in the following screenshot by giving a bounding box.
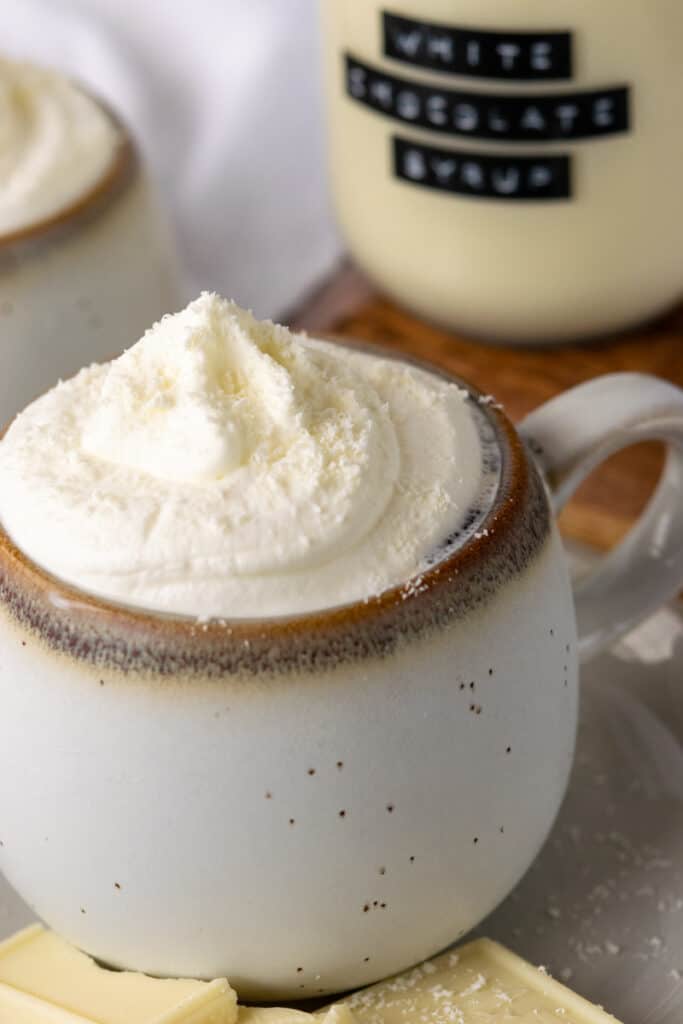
[0,58,120,236]
[0,295,482,617]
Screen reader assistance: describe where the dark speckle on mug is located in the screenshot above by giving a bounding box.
[506,746,512,754]
[339,809,347,818]
[379,866,386,875]
[265,791,272,800]
[364,956,371,962]
[307,768,316,776]
[114,883,121,891]
[363,899,388,913]
[337,761,344,770]
[80,907,86,914]
[386,804,394,813]
[473,837,479,844]
[409,855,415,862]
[289,818,295,826]
[488,668,494,676]
[296,967,303,973]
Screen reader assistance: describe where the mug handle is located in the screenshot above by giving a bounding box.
[518,373,683,663]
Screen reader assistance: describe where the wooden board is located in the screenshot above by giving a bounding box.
[294,267,683,552]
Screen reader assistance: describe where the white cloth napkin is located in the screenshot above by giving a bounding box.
[3,0,342,318]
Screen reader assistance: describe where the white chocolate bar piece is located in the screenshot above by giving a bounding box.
[330,939,621,1024]
[240,1008,356,1024]
[0,925,237,1024]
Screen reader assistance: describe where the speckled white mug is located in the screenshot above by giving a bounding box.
[0,90,182,425]
[0,361,682,999]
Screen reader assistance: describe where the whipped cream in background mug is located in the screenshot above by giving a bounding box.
[322,0,683,343]
[0,299,682,997]
[0,57,182,424]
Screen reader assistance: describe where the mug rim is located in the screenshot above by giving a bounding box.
[0,78,138,253]
[0,340,533,649]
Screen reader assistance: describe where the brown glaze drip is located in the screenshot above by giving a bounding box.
[0,90,138,259]
[0,376,551,680]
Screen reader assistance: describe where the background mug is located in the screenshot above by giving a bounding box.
[322,0,683,344]
[0,361,682,999]
[0,91,183,426]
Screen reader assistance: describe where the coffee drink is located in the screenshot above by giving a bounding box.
[0,57,181,423]
[0,293,501,617]
[0,301,682,998]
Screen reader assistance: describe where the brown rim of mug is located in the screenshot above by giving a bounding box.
[0,84,138,253]
[0,342,538,651]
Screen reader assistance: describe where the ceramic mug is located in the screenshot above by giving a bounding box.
[0,360,682,999]
[0,91,183,426]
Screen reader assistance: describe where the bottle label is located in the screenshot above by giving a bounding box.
[343,16,633,203]
[346,56,630,143]
[383,12,573,81]
[394,137,571,201]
